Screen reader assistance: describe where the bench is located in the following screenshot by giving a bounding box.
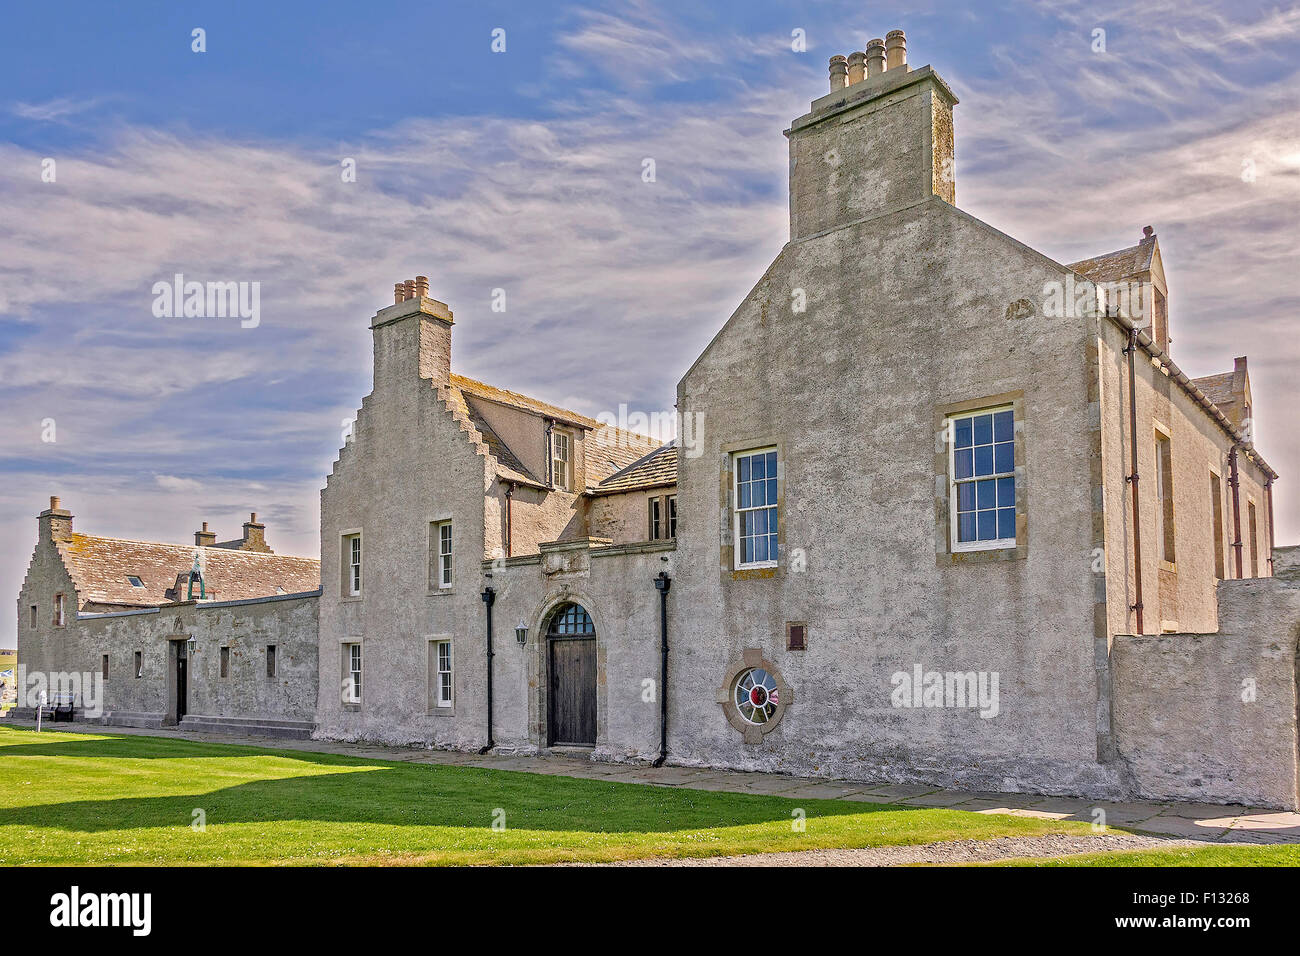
[38,693,76,722]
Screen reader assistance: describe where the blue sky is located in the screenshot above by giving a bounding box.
[3,0,1299,640]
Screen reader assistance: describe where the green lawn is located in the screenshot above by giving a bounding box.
[0,726,1094,866]
[1002,843,1300,866]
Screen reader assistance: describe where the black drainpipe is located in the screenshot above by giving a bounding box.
[480,585,496,753]
[652,571,671,767]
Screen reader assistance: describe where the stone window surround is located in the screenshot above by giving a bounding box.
[427,634,454,715]
[1153,419,1176,573]
[719,437,785,580]
[715,649,794,744]
[340,639,362,710]
[934,390,1027,565]
[339,529,362,600]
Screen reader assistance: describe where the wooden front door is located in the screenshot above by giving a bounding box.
[547,604,596,746]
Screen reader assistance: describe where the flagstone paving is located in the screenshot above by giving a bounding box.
[6,717,1298,845]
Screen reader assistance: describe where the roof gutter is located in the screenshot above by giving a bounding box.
[1107,312,1278,480]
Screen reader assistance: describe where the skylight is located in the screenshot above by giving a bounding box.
[127,576,145,588]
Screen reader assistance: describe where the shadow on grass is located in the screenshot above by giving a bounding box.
[0,728,897,836]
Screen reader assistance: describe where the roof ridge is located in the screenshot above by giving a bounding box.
[68,532,319,563]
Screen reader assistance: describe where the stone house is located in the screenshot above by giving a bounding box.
[15,501,319,735]
[16,33,1299,806]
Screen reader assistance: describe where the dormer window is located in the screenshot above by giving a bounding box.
[127,576,145,588]
[551,431,572,491]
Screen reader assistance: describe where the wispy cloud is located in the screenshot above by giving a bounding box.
[12,95,106,123]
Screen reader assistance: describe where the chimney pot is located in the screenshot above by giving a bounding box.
[415,276,429,298]
[828,55,848,91]
[202,521,208,531]
[846,51,866,84]
[885,30,907,71]
[394,282,406,304]
[866,38,886,76]
[403,279,416,300]
[50,495,60,511]
[1142,225,1154,239]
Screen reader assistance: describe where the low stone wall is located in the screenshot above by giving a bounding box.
[1111,546,1300,809]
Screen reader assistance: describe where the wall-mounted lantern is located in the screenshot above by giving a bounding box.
[515,621,528,646]
[186,635,197,656]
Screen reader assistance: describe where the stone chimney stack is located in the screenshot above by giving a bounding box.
[800,31,957,239]
[372,276,455,393]
[195,521,217,547]
[39,495,73,543]
[241,512,271,553]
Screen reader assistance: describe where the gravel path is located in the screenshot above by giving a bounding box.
[581,833,1210,866]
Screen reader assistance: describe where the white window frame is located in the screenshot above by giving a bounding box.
[434,640,453,708]
[948,405,1017,553]
[668,495,677,538]
[649,497,661,540]
[343,533,362,596]
[552,431,571,491]
[437,521,453,589]
[733,447,779,570]
[344,643,362,703]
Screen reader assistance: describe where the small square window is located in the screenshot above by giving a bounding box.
[266,645,277,678]
[219,646,230,679]
[101,654,109,680]
[134,651,143,679]
[127,576,145,588]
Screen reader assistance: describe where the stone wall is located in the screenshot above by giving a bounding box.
[16,591,319,736]
[1111,545,1300,808]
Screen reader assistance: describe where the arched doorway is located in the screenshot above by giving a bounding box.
[546,603,596,746]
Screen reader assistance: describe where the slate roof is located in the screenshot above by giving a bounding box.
[1191,371,1235,409]
[58,534,320,608]
[450,374,599,429]
[586,426,664,488]
[1068,236,1157,285]
[590,441,678,495]
[442,373,661,490]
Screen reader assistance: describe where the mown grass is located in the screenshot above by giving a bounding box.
[999,843,1300,867]
[0,726,1094,866]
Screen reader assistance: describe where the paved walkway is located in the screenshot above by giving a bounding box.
[6,718,1299,846]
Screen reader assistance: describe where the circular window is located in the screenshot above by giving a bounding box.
[733,667,779,724]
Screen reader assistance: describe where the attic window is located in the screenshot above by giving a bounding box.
[127,576,145,588]
[275,586,286,594]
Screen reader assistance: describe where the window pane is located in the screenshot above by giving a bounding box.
[973,414,993,445]
[994,442,1014,474]
[957,482,975,512]
[977,510,997,540]
[765,451,777,476]
[976,478,996,510]
[994,410,1013,442]
[955,449,973,479]
[751,454,765,480]
[766,478,777,506]
[753,535,768,563]
[954,417,972,449]
[997,476,1015,507]
[974,445,993,476]
[958,512,977,542]
[739,456,750,481]
[752,508,767,536]
[738,483,751,509]
[998,507,1016,539]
